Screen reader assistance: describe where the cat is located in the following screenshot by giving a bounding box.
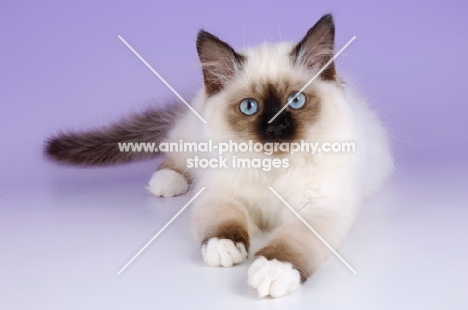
[45,14,393,298]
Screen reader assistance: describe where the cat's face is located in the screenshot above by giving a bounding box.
[198,15,336,146]
[222,55,322,144]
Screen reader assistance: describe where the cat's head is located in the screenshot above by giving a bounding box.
[197,14,341,146]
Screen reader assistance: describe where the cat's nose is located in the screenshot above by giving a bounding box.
[264,112,291,138]
[266,124,287,138]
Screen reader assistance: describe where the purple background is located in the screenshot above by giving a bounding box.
[1,0,468,190]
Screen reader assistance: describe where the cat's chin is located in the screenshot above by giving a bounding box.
[258,137,298,144]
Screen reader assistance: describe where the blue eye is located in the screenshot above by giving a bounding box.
[287,92,307,110]
[239,98,259,116]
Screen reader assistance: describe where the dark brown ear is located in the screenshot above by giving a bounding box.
[291,14,336,81]
[196,30,244,95]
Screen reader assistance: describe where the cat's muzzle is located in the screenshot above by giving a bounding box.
[263,112,292,141]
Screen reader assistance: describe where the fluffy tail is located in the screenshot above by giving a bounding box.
[44,104,184,166]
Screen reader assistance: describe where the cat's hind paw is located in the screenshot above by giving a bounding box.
[248,256,301,298]
[202,238,248,267]
[147,169,189,198]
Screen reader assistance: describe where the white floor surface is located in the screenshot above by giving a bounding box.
[1,167,467,309]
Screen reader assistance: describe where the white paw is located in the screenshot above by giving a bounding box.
[147,169,188,197]
[248,256,301,298]
[201,238,248,267]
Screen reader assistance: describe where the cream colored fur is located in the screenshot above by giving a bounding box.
[150,41,393,298]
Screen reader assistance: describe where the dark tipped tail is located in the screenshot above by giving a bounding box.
[45,104,184,166]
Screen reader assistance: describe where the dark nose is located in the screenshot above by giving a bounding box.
[264,112,291,138]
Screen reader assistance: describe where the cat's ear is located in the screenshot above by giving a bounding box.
[196,30,244,95]
[291,14,336,81]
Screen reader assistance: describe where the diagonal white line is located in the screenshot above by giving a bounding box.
[268,187,357,274]
[117,187,206,275]
[118,35,207,124]
[268,36,356,123]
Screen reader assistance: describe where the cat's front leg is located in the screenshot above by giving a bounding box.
[193,199,250,267]
[147,157,190,197]
[248,212,352,298]
[247,236,306,298]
